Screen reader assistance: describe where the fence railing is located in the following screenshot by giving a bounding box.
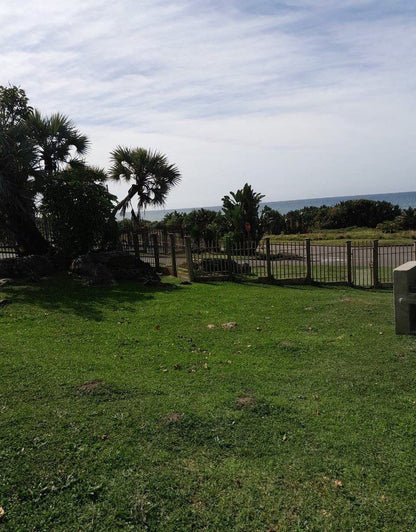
[2,227,415,288]
[186,237,416,288]
[0,245,17,259]
[119,230,186,276]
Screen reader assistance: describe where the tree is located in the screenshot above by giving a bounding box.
[109,147,181,221]
[260,205,285,235]
[222,183,264,242]
[320,199,400,229]
[162,210,187,236]
[0,85,32,127]
[0,85,50,254]
[41,164,118,259]
[29,110,89,187]
[390,207,416,231]
[0,85,96,256]
[184,209,223,248]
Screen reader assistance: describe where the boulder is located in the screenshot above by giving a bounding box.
[195,257,251,275]
[71,251,160,286]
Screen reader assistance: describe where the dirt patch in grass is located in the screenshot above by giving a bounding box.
[76,380,133,402]
[222,322,237,329]
[163,412,182,424]
[77,380,103,393]
[237,396,255,409]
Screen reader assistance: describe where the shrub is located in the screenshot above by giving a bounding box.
[41,165,118,259]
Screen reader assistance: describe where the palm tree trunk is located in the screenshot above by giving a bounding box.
[5,211,50,255]
[112,184,138,216]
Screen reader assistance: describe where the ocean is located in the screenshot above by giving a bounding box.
[140,191,416,222]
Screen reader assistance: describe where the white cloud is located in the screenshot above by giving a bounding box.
[1,0,416,208]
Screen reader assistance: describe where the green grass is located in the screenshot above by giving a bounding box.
[1,276,416,530]
[266,227,416,245]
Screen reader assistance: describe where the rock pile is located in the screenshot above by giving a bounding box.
[70,251,160,286]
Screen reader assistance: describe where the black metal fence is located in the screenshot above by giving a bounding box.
[2,223,415,288]
[0,226,18,259]
[0,245,17,259]
[119,230,186,276]
[187,238,416,288]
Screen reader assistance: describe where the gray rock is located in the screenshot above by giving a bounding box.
[71,251,160,286]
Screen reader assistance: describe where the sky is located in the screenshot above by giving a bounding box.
[1,0,416,210]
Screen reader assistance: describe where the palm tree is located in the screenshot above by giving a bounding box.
[0,119,50,254]
[0,86,51,254]
[29,110,89,184]
[1,87,90,255]
[109,147,181,221]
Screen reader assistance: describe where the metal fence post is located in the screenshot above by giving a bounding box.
[185,236,195,282]
[305,238,312,283]
[169,233,177,277]
[346,240,352,286]
[265,237,272,280]
[152,234,160,270]
[373,239,379,288]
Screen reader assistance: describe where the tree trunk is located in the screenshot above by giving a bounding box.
[5,212,50,255]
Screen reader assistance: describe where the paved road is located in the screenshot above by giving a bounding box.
[269,243,415,268]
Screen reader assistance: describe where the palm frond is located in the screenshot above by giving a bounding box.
[109,146,181,215]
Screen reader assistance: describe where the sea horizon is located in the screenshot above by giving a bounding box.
[134,191,416,222]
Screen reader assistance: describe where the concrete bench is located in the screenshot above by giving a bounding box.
[393,261,416,334]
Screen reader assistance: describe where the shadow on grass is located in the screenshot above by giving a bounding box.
[195,278,392,294]
[0,274,183,321]
[196,279,322,291]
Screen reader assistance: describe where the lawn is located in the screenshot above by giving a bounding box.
[1,276,416,530]
[265,227,416,245]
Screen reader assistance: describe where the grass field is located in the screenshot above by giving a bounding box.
[1,276,416,530]
[265,227,416,245]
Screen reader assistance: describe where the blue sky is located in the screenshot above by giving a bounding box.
[1,0,416,209]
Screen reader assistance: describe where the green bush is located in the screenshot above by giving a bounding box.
[41,165,118,259]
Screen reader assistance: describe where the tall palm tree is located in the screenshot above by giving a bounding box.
[0,120,50,254]
[109,147,181,221]
[0,86,51,254]
[0,86,90,255]
[29,110,89,184]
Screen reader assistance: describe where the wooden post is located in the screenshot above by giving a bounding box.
[265,238,272,280]
[346,240,352,286]
[169,233,177,277]
[163,228,169,254]
[225,237,233,277]
[142,228,149,253]
[132,231,140,259]
[305,238,312,283]
[152,234,160,270]
[185,236,195,282]
[373,239,379,288]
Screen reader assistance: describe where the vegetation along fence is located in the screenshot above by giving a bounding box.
[2,226,415,288]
